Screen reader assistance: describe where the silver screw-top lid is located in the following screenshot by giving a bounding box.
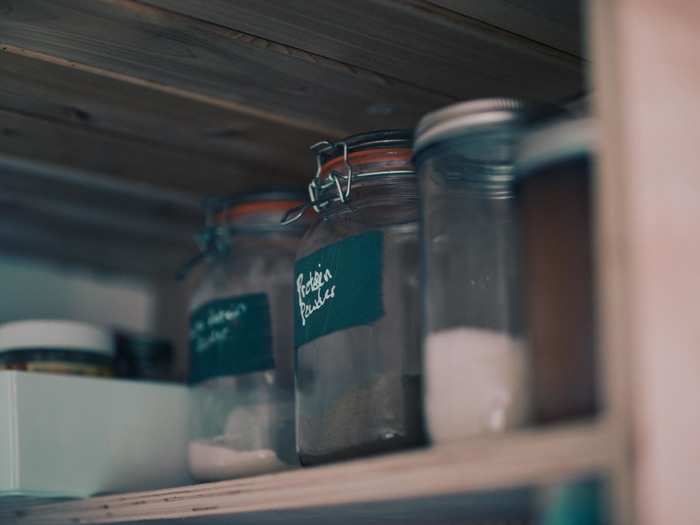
[414,98,540,154]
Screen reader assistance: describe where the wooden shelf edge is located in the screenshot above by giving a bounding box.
[3,420,612,525]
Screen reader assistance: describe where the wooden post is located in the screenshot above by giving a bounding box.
[591,0,700,523]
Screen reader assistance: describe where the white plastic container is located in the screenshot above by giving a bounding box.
[0,371,191,506]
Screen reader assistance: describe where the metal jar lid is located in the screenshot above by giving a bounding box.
[516,117,596,177]
[0,320,114,357]
[282,130,414,224]
[414,98,543,155]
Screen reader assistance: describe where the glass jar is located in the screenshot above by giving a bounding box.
[515,117,599,423]
[414,99,544,444]
[186,191,308,481]
[291,130,424,465]
[0,320,114,377]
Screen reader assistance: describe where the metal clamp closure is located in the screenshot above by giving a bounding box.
[309,140,353,211]
[175,205,232,280]
[280,139,414,225]
[281,140,353,225]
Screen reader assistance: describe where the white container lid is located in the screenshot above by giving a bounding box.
[516,117,596,176]
[0,320,115,356]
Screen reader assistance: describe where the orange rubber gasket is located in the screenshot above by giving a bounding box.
[320,147,412,177]
[215,200,303,222]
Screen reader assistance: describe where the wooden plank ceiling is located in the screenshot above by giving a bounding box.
[0,0,583,276]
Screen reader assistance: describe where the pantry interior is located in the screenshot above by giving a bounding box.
[0,0,698,524]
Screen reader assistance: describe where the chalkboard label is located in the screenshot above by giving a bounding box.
[189,293,273,383]
[294,231,384,348]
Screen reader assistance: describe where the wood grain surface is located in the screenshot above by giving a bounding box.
[0,0,451,136]
[430,0,584,57]
[0,49,317,178]
[1,422,609,525]
[141,0,584,101]
[0,153,201,276]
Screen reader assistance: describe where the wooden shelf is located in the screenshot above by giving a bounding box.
[1,422,610,525]
[0,153,200,278]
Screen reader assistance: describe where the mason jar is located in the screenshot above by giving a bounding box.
[291,130,424,465]
[413,99,544,444]
[186,191,308,481]
[515,117,599,424]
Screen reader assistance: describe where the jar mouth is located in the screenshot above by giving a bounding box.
[313,129,413,164]
[203,190,313,231]
[310,146,415,216]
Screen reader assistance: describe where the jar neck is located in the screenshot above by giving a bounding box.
[318,174,419,224]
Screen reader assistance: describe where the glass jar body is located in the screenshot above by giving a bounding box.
[416,131,531,444]
[188,233,300,481]
[294,176,424,465]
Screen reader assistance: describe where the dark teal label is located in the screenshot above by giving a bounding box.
[189,293,273,383]
[294,231,384,348]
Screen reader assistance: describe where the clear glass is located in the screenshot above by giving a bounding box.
[416,129,531,444]
[188,216,302,481]
[295,174,424,465]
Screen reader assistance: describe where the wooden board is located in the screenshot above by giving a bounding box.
[140,0,584,101]
[6,491,538,525]
[0,0,452,137]
[590,0,700,523]
[0,107,302,196]
[0,153,200,276]
[0,423,610,525]
[0,49,318,178]
[429,0,584,57]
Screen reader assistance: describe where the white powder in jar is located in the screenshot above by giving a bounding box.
[188,438,287,481]
[425,327,531,444]
[188,400,292,482]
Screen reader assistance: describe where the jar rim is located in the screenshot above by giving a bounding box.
[414,98,556,154]
[312,129,413,166]
[204,190,307,216]
[203,190,310,230]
